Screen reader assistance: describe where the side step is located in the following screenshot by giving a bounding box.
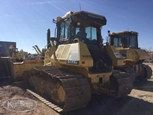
[27,89,63,112]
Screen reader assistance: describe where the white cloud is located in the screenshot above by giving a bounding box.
[28,0,69,5]
[31,19,45,22]
[37,1,49,4]
[27,1,50,5]
[5,14,14,17]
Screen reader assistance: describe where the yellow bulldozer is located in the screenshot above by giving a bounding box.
[22,11,136,112]
[8,45,25,62]
[0,45,43,81]
[108,31,152,81]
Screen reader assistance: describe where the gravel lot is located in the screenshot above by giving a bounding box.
[0,63,153,115]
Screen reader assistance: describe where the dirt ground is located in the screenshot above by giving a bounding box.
[0,64,153,115]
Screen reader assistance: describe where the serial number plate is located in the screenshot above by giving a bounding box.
[67,60,79,65]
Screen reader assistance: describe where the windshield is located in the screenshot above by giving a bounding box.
[75,26,97,41]
[129,35,138,48]
[13,48,18,53]
[59,21,70,41]
[110,34,138,48]
[58,16,102,44]
[59,21,99,43]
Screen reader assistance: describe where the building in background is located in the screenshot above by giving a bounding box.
[147,51,153,60]
[0,41,16,57]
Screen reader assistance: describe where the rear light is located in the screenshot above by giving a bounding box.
[82,61,85,64]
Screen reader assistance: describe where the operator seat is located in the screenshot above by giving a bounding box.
[76,28,87,40]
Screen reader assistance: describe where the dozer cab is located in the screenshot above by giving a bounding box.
[8,45,25,62]
[22,11,136,112]
[108,31,152,81]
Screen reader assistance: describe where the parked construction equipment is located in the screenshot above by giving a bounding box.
[0,45,43,81]
[108,31,152,81]
[22,10,136,112]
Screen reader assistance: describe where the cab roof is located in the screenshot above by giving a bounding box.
[110,31,138,35]
[60,10,107,26]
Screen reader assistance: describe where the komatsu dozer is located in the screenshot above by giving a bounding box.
[108,31,152,81]
[0,45,24,80]
[8,45,25,62]
[0,45,43,81]
[22,11,136,112]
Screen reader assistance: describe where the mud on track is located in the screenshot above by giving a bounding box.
[0,63,153,115]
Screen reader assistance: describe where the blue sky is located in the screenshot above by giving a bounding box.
[0,0,153,53]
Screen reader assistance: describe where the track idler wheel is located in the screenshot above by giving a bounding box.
[137,64,152,81]
[51,78,66,106]
[107,69,135,98]
[144,64,152,79]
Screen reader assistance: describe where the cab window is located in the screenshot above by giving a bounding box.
[75,27,97,40]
